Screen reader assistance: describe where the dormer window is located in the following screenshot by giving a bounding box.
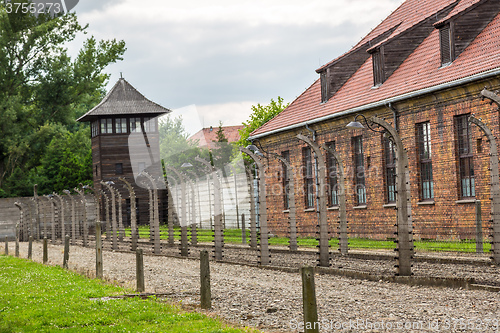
[372,47,385,87]
[439,23,455,66]
[320,71,329,103]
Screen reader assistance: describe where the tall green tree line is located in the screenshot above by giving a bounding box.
[0,2,126,197]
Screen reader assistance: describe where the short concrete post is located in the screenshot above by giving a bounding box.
[241,214,246,245]
[43,237,48,264]
[301,266,319,333]
[200,250,211,309]
[28,236,33,260]
[4,236,8,255]
[191,223,198,246]
[475,200,483,254]
[15,238,19,258]
[63,235,70,269]
[95,222,103,279]
[136,248,145,293]
[180,226,189,257]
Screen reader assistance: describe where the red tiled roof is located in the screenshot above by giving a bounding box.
[354,0,457,50]
[252,0,500,138]
[189,125,243,150]
[435,0,483,26]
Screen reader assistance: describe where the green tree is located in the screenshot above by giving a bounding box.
[236,96,289,149]
[0,3,126,196]
[159,115,210,172]
[213,121,234,172]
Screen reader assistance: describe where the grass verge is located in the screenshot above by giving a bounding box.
[119,226,491,253]
[0,255,257,333]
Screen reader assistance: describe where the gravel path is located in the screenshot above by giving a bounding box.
[16,242,500,332]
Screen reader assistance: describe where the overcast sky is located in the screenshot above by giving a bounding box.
[69,0,404,135]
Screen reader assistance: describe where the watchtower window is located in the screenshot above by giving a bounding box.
[115,118,127,133]
[144,117,156,132]
[130,117,142,132]
[91,121,98,137]
[101,118,113,134]
[115,163,123,175]
[439,24,454,66]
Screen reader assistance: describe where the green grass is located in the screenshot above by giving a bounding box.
[0,255,256,333]
[118,226,492,253]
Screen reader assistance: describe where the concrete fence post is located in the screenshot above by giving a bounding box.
[239,147,269,265]
[95,222,103,279]
[63,235,70,269]
[241,214,246,245]
[28,236,33,260]
[43,237,48,264]
[180,226,189,257]
[475,200,484,254]
[200,250,211,309]
[297,135,330,267]
[301,266,319,333]
[4,236,8,256]
[136,248,145,293]
[15,231,19,258]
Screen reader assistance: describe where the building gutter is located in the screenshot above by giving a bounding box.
[249,67,500,140]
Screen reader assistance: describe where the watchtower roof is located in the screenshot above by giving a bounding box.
[77,78,171,122]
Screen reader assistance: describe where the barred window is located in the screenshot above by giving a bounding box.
[384,138,396,203]
[325,141,338,207]
[303,147,315,209]
[417,122,434,200]
[456,115,475,198]
[353,136,366,205]
[282,151,290,210]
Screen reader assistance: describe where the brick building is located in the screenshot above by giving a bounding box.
[249,0,500,243]
[188,125,243,150]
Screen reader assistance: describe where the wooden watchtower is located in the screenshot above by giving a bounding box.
[78,78,170,226]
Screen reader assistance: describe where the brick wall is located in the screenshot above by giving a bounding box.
[257,77,500,242]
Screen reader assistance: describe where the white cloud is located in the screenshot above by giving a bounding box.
[69,0,404,128]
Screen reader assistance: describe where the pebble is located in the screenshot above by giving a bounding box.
[17,242,500,332]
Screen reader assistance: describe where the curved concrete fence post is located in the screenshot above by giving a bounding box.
[297,134,330,268]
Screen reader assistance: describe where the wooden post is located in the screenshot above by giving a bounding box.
[63,235,70,269]
[241,214,246,245]
[136,248,145,293]
[43,237,48,264]
[475,200,484,253]
[96,222,103,279]
[4,236,8,255]
[28,236,32,260]
[200,250,211,309]
[301,266,319,333]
